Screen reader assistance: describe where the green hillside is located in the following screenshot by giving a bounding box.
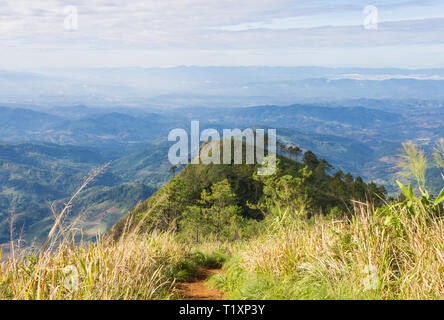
[110,143,386,241]
[0,141,171,243]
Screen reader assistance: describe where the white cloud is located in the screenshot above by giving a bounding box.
[0,0,443,68]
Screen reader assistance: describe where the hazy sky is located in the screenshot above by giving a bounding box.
[1,0,444,69]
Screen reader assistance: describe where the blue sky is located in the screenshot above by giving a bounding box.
[1,0,443,69]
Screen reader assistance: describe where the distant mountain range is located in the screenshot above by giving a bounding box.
[0,106,176,146]
[1,67,444,107]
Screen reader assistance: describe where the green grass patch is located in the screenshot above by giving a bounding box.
[207,256,373,300]
[166,249,229,282]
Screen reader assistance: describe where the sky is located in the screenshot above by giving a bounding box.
[1,0,444,69]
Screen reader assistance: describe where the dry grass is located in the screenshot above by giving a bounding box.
[0,164,188,300]
[0,232,187,300]
[233,203,443,299]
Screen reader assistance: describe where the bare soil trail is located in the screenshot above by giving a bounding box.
[177,268,226,300]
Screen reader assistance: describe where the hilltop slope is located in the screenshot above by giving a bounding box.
[109,145,386,240]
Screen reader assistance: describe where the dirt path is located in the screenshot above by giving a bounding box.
[177,268,226,300]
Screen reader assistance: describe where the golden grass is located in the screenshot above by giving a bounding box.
[0,165,188,300]
[234,204,443,299]
[0,232,186,300]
